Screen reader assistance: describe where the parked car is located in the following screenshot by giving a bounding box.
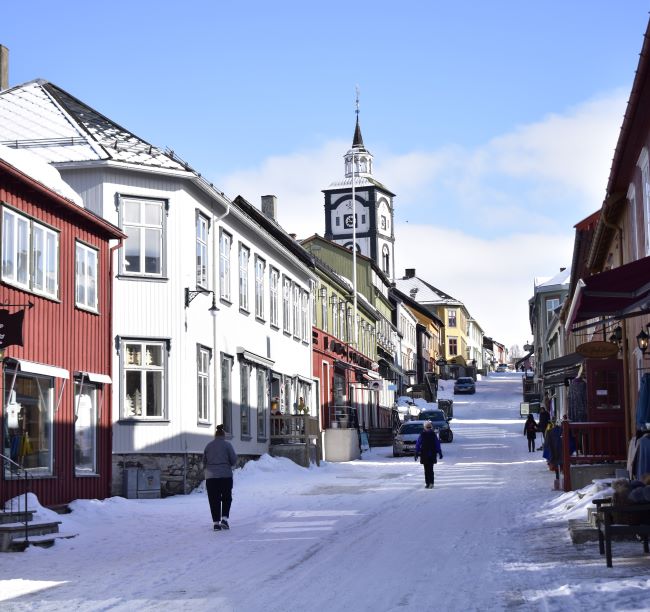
[496,364,508,373]
[417,408,454,443]
[393,421,426,457]
[454,377,476,395]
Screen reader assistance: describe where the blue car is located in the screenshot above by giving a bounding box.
[454,377,476,395]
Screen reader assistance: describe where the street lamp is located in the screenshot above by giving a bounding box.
[185,288,219,316]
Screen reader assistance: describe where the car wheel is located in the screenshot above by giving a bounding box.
[444,431,454,443]
[393,451,400,457]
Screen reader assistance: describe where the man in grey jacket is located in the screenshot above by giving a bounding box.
[204,424,238,531]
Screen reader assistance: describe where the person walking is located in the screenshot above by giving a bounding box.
[524,414,538,453]
[537,406,550,450]
[414,421,443,489]
[203,424,238,531]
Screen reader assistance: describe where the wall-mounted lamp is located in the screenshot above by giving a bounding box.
[185,288,219,316]
[637,326,650,355]
[319,287,328,301]
[329,295,338,306]
[609,325,623,348]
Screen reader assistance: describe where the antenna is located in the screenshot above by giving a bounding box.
[355,85,360,117]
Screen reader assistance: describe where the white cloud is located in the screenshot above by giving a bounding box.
[213,91,626,348]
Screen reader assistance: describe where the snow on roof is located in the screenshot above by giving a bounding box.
[0,143,84,207]
[0,80,185,171]
[394,276,460,306]
[535,267,571,289]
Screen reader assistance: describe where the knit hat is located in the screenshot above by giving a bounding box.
[423,421,433,429]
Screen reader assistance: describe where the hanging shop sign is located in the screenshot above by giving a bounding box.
[0,308,26,349]
[576,341,619,359]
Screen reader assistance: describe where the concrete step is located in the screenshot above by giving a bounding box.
[0,510,35,525]
[8,532,77,552]
[0,520,61,552]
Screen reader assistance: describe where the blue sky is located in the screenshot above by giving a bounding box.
[2,1,649,349]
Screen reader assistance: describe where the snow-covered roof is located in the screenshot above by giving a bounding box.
[394,276,461,306]
[535,267,570,289]
[0,80,185,171]
[0,143,84,207]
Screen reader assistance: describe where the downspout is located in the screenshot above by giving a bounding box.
[108,238,123,498]
[600,201,632,442]
[212,197,231,432]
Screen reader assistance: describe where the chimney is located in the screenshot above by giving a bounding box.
[405,268,416,279]
[0,45,8,91]
[560,267,566,272]
[261,195,277,221]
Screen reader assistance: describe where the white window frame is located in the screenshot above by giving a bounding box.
[219,229,232,302]
[196,213,209,289]
[270,267,279,328]
[239,244,250,312]
[221,353,233,434]
[628,183,639,261]
[637,147,650,257]
[121,340,167,420]
[293,283,300,339]
[282,276,291,334]
[448,309,457,328]
[255,256,265,320]
[240,362,251,438]
[257,367,268,441]
[545,298,560,326]
[119,196,165,277]
[75,241,98,312]
[1,206,59,299]
[301,290,309,341]
[321,288,328,333]
[197,345,211,424]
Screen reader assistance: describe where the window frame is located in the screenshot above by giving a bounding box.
[448,309,457,328]
[118,196,166,278]
[1,205,60,299]
[74,378,99,476]
[449,336,458,356]
[240,361,251,439]
[197,345,211,424]
[120,339,168,420]
[75,240,99,312]
[269,267,280,328]
[255,255,266,320]
[282,276,292,334]
[196,212,209,289]
[219,228,232,302]
[221,353,233,435]
[256,367,268,441]
[239,243,250,312]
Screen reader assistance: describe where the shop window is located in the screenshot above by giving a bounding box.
[3,370,54,476]
[74,379,98,475]
[257,368,267,441]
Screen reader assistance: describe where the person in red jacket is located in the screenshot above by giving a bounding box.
[414,421,443,489]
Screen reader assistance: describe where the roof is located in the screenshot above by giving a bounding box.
[394,276,462,307]
[535,267,571,290]
[323,175,396,196]
[0,80,185,171]
[390,286,444,327]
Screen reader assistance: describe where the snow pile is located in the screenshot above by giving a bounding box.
[0,144,84,207]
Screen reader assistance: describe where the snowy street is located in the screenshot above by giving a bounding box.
[3,373,650,611]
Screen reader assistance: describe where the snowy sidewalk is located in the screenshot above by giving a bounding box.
[2,373,650,611]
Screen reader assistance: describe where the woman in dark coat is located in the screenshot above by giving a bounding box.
[537,406,550,450]
[204,424,238,531]
[524,414,538,453]
[415,421,443,489]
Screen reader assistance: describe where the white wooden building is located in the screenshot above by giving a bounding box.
[0,80,315,495]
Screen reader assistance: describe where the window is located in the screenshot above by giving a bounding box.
[321,289,328,332]
[332,297,339,337]
[120,197,164,276]
[221,354,233,434]
[74,379,98,475]
[639,148,650,256]
[255,256,265,319]
[382,245,390,276]
[448,310,457,327]
[196,213,208,288]
[2,206,59,298]
[283,277,291,333]
[629,184,639,260]
[270,267,279,327]
[239,244,250,311]
[122,340,166,419]
[219,229,232,301]
[240,362,250,438]
[293,284,300,338]
[257,368,267,441]
[545,298,560,326]
[301,290,308,341]
[197,346,211,423]
[3,368,54,476]
[449,337,458,356]
[75,241,98,311]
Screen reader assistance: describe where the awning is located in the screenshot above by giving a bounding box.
[7,358,69,379]
[378,357,405,378]
[75,371,112,384]
[542,353,583,388]
[236,347,275,369]
[567,256,650,331]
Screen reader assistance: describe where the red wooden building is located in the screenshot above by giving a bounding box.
[0,149,123,508]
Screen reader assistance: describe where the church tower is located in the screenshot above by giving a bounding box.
[323,113,396,280]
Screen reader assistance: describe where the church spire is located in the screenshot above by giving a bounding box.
[352,116,364,149]
[344,88,373,178]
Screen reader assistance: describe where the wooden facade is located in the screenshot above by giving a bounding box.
[0,158,123,507]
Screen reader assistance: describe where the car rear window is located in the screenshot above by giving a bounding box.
[399,423,424,434]
[418,411,446,422]
[457,378,473,383]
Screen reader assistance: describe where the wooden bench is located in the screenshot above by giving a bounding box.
[593,497,650,567]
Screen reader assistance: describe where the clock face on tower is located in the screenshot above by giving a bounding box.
[343,214,357,229]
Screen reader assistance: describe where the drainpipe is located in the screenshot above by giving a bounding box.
[109,238,123,497]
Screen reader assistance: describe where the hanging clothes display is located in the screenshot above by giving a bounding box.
[636,434,650,479]
[568,376,587,421]
[635,373,650,431]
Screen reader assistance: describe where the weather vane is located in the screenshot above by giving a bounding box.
[355,85,360,117]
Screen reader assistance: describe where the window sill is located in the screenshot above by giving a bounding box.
[257,437,268,443]
[75,472,100,478]
[255,315,266,324]
[76,304,100,315]
[118,418,171,424]
[240,434,252,441]
[198,421,212,427]
[117,274,169,282]
[220,296,232,306]
[239,307,250,316]
[270,323,280,331]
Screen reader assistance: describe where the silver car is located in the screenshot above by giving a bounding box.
[393,420,428,457]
